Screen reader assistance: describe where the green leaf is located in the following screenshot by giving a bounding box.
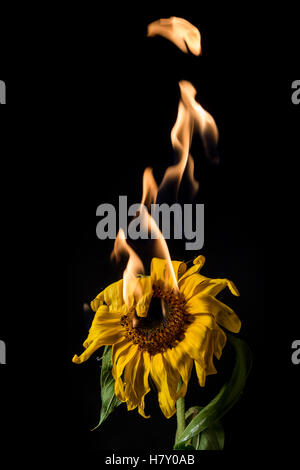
[91,345,122,430]
[174,443,196,450]
[197,421,225,450]
[185,406,202,449]
[174,335,252,448]
[184,406,224,450]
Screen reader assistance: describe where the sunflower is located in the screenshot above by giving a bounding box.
[72,255,241,419]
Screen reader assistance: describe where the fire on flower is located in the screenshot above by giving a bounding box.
[73,16,243,428]
[73,255,241,418]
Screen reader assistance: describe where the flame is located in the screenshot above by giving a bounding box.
[110,19,216,306]
[158,96,193,196]
[185,155,199,199]
[179,80,219,163]
[141,167,158,209]
[112,168,178,312]
[138,168,179,291]
[147,16,201,56]
[112,229,144,307]
[158,80,219,198]
[116,168,179,292]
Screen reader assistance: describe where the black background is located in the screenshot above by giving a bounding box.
[0,3,299,462]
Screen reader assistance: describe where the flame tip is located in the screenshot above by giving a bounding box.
[147,16,201,57]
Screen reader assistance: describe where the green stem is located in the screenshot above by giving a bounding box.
[176,379,186,442]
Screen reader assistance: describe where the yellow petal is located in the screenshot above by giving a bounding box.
[177,255,206,285]
[180,270,240,302]
[72,331,122,364]
[91,279,126,313]
[184,319,226,377]
[178,273,208,301]
[113,342,139,402]
[180,319,216,370]
[226,279,240,296]
[72,307,123,364]
[213,327,227,360]
[186,295,241,333]
[196,277,240,298]
[194,361,207,387]
[150,258,186,290]
[135,277,153,317]
[160,354,181,402]
[123,351,151,418]
[164,345,193,399]
[193,357,218,387]
[95,276,154,318]
[193,255,206,266]
[150,353,177,418]
[90,290,104,312]
[112,341,139,381]
[138,352,151,418]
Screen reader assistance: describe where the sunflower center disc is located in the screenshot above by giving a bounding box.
[120,285,192,355]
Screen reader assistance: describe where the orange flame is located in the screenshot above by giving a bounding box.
[185,155,199,199]
[179,80,219,163]
[147,16,201,56]
[158,80,219,197]
[141,167,158,209]
[138,168,178,291]
[112,229,144,307]
[158,95,194,196]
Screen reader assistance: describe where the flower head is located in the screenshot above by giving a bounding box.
[73,256,241,419]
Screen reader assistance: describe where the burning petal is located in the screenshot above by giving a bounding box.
[132,276,153,318]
